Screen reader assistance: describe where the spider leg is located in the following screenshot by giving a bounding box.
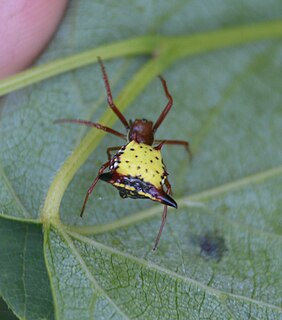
[106,146,122,161]
[54,119,127,140]
[98,57,130,130]
[153,179,172,251]
[154,139,192,159]
[154,140,166,151]
[153,76,173,133]
[80,160,111,217]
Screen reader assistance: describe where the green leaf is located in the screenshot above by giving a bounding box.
[0,297,18,320]
[1,1,282,319]
[0,218,54,319]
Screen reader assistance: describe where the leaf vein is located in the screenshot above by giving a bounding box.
[67,164,282,238]
[58,226,131,320]
[0,162,30,218]
[66,230,282,313]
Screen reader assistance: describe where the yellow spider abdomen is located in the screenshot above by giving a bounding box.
[115,141,166,189]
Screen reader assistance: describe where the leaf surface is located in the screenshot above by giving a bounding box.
[0,1,282,319]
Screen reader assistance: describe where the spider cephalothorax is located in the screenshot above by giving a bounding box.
[127,119,154,144]
[55,57,191,250]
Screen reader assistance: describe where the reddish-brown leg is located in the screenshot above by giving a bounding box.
[107,146,122,161]
[154,139,192,159]
[154,140,166,151]
[153,76,173,132]
[153,179,172,251]
[98,57,130,129]
[54,119,127,140]
[80,160,110,217]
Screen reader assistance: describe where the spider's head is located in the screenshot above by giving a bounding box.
[128,118,154,145]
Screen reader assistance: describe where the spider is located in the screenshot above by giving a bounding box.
[55,57,191,250]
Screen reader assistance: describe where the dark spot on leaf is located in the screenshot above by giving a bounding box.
[155,156,159,160]
[130,148,135,151]
[125,160,129,163]
[198,231,227,262]
[137,166,141,170]
[135,155,138,158]
[156,170,159,174]
[150,160,153,163]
